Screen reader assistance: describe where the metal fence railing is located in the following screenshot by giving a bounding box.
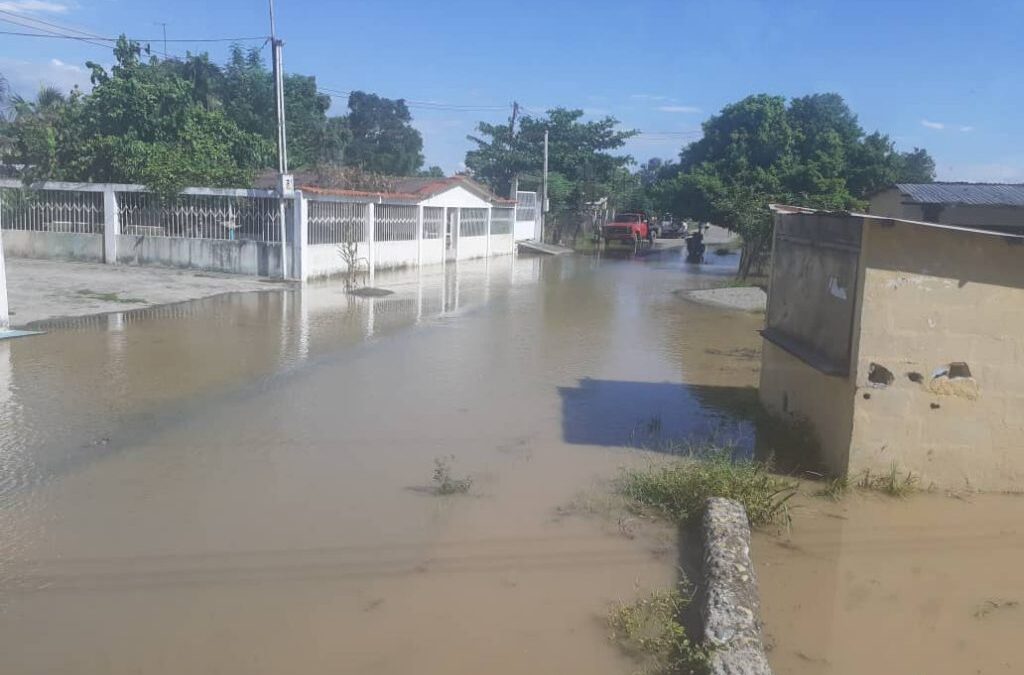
[0,187,104,234]
[459,208,488,237]
[491,207,514,235]
[374,204,418,241]
[516,191,537,222]
[117,192,281,242]
[307,199,366,244]
[423,206,443,239]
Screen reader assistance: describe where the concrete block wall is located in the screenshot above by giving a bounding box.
[849,219,1024,490]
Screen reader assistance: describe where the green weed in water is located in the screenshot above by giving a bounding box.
[857,463,918,497]
[619,455,797,528]
[608,586,709,675]
[432,455,472,495]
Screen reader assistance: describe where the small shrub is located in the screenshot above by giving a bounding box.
[620,456,796,528]
[857,463,918,497]
[608,586,709,675]
[432,455,472,495]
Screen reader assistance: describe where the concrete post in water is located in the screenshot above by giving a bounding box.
[416,204,424,268]
[702,498,773,675]
[291,190,308,282]
[366,201,376,287]
[102,187,119,264]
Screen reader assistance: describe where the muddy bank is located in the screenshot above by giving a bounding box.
[5,258,287,327]
[682,286,767,313]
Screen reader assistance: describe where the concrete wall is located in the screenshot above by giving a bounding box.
[758,340,858,474]
[457,235,488,261]
[307,242,368,280]
[848,219,1024,490]
[490,233,514,256]
[514,220,537,241]
[4,230,104,263]
[374,240,418,270]
[116,235,281,277]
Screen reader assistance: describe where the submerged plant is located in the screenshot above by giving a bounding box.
[608,586,709,675]
[619,455,796,528]
[432,455,472,495]
[857,463,918,497]
[814,476,849,501]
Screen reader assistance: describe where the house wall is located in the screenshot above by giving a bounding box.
[758,341,858,474]
[869,190,1024,230]
[849,219,1024,490]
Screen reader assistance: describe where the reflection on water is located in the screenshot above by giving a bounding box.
[0,249,770,675]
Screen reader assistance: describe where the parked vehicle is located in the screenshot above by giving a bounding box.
[601,212,654,252]
[660,220,686,238]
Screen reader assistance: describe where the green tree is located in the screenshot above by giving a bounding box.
[342,91,424,175]
[658,92,935,277]
[466,107,636,242]
[3,38,271,196]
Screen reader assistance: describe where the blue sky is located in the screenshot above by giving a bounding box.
[2,0,1022,181]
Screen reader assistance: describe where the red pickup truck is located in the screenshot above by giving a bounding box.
[601,212,654,251]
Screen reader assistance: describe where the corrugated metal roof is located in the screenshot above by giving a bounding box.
[895,182,1024,207]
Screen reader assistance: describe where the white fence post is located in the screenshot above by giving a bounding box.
[0,191,9,329]
[416,204,424,268]
[366,201,376,287]
[292,191,308,282]
[485,206,492,258]
[102,187,119,264]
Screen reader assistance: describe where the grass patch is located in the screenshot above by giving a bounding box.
[432,455,472,495]
[619,455,797,528]
[856,463,918,497]
[813,476,849,501]
[608,586,709,675]
[76,289,147,304]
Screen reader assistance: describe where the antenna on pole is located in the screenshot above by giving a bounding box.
[154,22,168,59]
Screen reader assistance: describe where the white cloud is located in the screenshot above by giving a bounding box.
[959,125,974,132]
[0,0,70,12]
[656,105,701,114]
[921,119,945,130]
[0,56,92,95]
[630,94,670,101]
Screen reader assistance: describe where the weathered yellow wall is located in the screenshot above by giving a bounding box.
[758,340,857,475]
[850,220,1024,490]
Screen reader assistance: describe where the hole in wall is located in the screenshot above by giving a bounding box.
[907,372,924,384]
[948,362,972,379]
[930,402,941,409]
[868,363,894,387]
[863,393,871,400]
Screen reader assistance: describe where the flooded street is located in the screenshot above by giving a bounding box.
[2,248,1021,675]
[0,251,755,675]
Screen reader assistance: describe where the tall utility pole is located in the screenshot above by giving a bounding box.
[540,128,549,243]
[268,0,292,278]
[508,101,519,200]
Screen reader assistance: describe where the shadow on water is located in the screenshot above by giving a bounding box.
[558,378,827,473]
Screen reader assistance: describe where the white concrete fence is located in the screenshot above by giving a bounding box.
[0,179,525,281]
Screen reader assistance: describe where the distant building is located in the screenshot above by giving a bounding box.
[869,182,1024,233]
[759,204,1024,490]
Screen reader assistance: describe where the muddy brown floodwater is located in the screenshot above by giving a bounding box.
[0,250,758,675]
[2,250,1021,675]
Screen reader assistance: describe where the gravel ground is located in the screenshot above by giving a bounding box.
[683,286,767,313]
[5,258,287,326]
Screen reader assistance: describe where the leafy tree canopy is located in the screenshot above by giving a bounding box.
[342,92,424,176]
[653,92,935,275]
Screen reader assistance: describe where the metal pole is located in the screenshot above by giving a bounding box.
[541,128,548,243]
[269,0,290,278]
